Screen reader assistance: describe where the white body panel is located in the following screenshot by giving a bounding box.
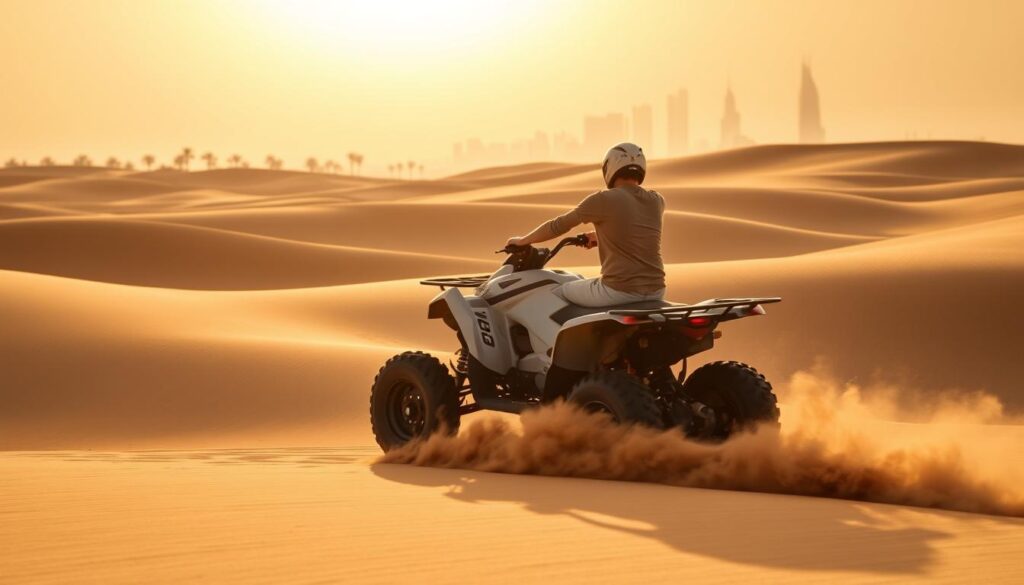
[431,268,583,375]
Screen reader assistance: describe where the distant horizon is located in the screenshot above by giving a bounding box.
[5,138,1021,181]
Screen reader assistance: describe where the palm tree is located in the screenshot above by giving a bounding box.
[142,154,155,170]
[173,154,185,170]
[354,154,364,175]
[179,147,194,171]
[202,152,217,170]
[228,154,243,168]
[4,157,19,168]
[346,152,357,175]
[387,164,394,177]
[40,156,55,166]
[419,164,424,178]
[305,157,319,173]
[407,160,415,179]
[105,156,121,169]
[73,155,92,167]
[124,162,135,171]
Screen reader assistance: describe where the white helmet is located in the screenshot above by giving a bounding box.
[602,142,646,188]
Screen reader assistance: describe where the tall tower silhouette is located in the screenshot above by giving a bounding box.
[799,62,826,143]
[666,88,689,155]
[720,85,742,149]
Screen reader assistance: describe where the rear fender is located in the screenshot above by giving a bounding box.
[546,312,714,395]
[428,288,514,374]
[548,313,637,373]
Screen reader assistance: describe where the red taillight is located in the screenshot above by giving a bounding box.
[687,316,711,327]
[621,316,641,324]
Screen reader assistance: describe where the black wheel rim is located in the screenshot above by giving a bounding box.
[690,385,738,438]
[581,401,620,423]
[387,382,426,441]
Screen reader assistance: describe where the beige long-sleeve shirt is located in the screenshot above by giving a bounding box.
[543,185,666,294]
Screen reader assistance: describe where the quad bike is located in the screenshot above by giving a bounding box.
[370,233,781,451]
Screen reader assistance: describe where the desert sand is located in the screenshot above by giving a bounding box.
[1,141,1023,583]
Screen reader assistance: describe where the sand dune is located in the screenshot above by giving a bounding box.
[1,141,1023,583]
[0,177,180,206]
[416,141,1024,205]
[0,217,494,289]
[489,186,1024,236]
[118,202,872,265]
[0,202,78,221]
[651,141,1024,183]
[130,168,383,194]
[0,166,101,188]
[1,140,1022,441]
[1,213,1019,446]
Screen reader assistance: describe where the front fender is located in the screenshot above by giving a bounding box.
[428,288,514,374]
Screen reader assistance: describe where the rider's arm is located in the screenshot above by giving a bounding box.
[507,191,607,246]
[510,209,581,246]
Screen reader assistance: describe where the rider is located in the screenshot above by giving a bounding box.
[505,142,665,307]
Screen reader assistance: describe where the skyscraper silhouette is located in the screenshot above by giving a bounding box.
[666,88,689,155]
[631,104,653,151]
[799,62,826,143]
[720,85,742,149]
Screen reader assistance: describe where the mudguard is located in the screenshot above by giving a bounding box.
[549,313,635,373]
[548,298,778,372]
[427,288,514,374]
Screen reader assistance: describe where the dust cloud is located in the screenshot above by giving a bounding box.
[380,369,1024,517]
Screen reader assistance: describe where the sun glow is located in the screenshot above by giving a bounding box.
[259,0,542,58]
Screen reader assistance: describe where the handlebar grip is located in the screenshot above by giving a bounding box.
[496,244,529,254]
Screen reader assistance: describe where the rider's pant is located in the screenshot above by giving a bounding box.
[559,277,665,308]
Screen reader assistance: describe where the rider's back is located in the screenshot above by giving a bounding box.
[560,184,666,294]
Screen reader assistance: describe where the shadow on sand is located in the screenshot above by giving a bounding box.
[369,462,998,575]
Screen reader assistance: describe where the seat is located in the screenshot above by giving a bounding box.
[549,299,675,325]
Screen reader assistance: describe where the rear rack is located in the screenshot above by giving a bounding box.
[609,297,782,322]
[420,275,491,289]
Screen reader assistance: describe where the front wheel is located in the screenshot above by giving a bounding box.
[568,371,664,428]
[370,351,460,451]
[680,361,780,440]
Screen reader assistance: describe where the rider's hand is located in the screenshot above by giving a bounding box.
[584,231,598,249]
[506,236,529,248]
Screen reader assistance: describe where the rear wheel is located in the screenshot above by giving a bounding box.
[568,371,664,428]
[681,361,779,440]
[370,351,460,451]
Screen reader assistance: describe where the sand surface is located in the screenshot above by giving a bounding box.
[1,141,1022,583]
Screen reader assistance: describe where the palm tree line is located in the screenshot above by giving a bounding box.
[5,148,425,179]
[387,161,425,179]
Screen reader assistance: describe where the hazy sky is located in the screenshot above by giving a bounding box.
[2,0,1022,174]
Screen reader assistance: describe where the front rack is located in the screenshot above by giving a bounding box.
[420,275,491,289]
[609,297,782,322]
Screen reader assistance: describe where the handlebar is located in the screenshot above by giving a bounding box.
[496,233,590,255]
[496,233,591,272]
